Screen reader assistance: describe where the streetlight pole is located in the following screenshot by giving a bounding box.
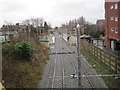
[76,24,81,88]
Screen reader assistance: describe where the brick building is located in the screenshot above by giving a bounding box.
[105,0,120,51]
[96,19,105,31]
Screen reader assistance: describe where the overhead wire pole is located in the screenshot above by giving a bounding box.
[76,24,81,88]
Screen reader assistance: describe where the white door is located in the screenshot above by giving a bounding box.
[111,40,114,50]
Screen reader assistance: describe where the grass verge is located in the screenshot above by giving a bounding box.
[81,49,120,88]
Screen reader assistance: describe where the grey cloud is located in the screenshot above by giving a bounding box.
[0,0,27,13]
[0,0,105,27]
[52,1,104,19]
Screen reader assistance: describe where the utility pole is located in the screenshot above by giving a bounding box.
[76,24,81,88]
[28,24,31,41]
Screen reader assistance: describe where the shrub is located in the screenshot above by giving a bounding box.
[2,41,35,61]
[14,41,35,61]
[2,43,14,57]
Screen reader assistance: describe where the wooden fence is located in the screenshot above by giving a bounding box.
[81,40,120,74]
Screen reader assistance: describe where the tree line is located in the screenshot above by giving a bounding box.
[1,17,51,36]
[22,17,51,33]
[61,16,105,39]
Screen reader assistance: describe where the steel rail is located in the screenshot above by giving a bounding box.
[64,39,95,89]
[59,35,66,88]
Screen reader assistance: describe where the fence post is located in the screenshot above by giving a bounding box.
[99,49,102,61]
[97,47,99,60]
[82,41,119,74]
[115,57,118,74]
[109,54,111,70]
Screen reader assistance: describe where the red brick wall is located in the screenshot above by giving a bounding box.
[118,2,120,40]
[105,2,110,48]
[105,1,120,48]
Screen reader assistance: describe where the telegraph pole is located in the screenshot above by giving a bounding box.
[76,24,81,88]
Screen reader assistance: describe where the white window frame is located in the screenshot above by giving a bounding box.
[115,3,118,9]
[111,16,114,21]
[111,5,114,9]
[111,28,115,31]
[115,16,118,21]
[115,27,118,33]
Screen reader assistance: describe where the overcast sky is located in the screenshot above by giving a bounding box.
[0,0,105,27]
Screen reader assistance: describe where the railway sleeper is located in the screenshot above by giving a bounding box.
[50,51,75,55]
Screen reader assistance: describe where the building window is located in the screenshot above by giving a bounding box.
[115,3,118,9]
[111,28,115,31]
[115,16,118,21]
[115,27,118,33]
[111,5,114,9]
[111,16,114,21]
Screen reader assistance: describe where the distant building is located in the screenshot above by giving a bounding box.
[105,0,120,51]
[15,23,27,32]
[96,19,105,31]
[0,23,27,42]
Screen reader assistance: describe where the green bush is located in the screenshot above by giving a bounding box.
[2,43,14,57]
[14,41,35,61]
[2,41,35,61]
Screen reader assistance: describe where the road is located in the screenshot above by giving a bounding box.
[38,32,108,88]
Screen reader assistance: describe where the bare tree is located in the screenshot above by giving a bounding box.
[39,18,44,33]
[30,18,36,27]
[77,16,86,25]
[48,22,52,29]
[22,19,30,25]
[33,18,44,33]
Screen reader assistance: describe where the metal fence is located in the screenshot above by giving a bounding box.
[81,40,120,74]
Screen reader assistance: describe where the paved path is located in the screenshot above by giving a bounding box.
[38,32,108,88]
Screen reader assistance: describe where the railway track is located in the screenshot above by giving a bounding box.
[47,33,98,88]
[47,45,57,88]
[59,35,67,88]
[63,39,95,89]
[61,55,65,88]
[39,32,107,88]
[49,34,95,88]
[50,34,66,88]
[50,40,58,88]
[51,53,57,88]
[49,33,94,89]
